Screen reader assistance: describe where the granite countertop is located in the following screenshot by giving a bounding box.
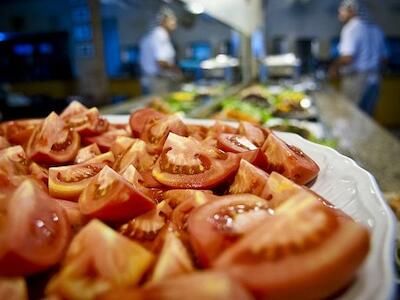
[313,87,400,195]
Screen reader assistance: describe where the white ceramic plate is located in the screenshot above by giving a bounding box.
[106,115,397,300]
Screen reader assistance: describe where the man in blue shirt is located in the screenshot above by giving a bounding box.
[330,0,387,115]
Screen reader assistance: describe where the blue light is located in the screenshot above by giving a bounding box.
[39,43,53,54]
[14,44,34,55]
[0,33,7,42]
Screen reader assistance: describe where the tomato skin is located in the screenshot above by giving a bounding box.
[79,166,155,221]
[46,220,154,300]
[83,129,129,152]
[26,112,81,165]
[217,133,258,153]
[214,195,370,300]
[99,272,254,300]
[152,133,240,189]
[129,108,164,138]
[49,162,109,201]
[261,132,319,185]
[187,194,271,267]
[0,179,71,276]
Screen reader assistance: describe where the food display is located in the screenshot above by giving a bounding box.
[0,103,372,300]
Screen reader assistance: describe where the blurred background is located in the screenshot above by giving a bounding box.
[0,0,399,131]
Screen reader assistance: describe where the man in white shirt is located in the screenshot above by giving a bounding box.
[139,8,179,95]
[330,0,387,115]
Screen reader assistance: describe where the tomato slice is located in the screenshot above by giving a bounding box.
[238,121,268,147]
[186,124,208,141]
[129,108,164,138]
[98,272,254,300]
[152,133,240,189]
[261,132,319,185]
[149,229,194,283]
[1,119,42,148]
[188,194,271,267]
[49,162,109,201]
[46,220,154,300]
[74,143,101,164]
[26,112,80,165]
[0,136,10,150]
[61,101,109,136]
[0,277,28,300]
[141,115,188,154]
[207,121,237,139]
[79,166,155,221]
[83,129,129,152]
[0,179,71,276]
[56,199,87,232]
[163,189,213,209]
[214,194,370,300]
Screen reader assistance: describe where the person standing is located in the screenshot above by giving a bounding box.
[139,8,180,95]
[330,0,387,115]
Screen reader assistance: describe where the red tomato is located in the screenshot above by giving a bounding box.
[163,189,213,208]
[83,129,129,152]
[261,132,319,185]
[110,136,135,158]
[1,119,42,148]
[141,115,187,154]
[26,112,80,165]
[79,166,155,221]
[238,121,268,147]
[152,133,240,189]
[188,194,271,267]
[207,121,237,139]
[74,143,101,164]
[214,194,370,300]
[129,108,164,138]
[49,162,109,201]
[149,229,194,283]
[46,220,154,300]
[99,272,254,300]
[186,124,208,141]
[0,277,28,300]
[0,136,10,150]
[0,179,71,276]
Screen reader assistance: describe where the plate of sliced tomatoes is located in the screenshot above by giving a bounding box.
[0,102,396,300]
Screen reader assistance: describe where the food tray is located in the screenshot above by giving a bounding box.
[106,115,397,300]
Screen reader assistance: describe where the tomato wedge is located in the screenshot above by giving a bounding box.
[188,194,271,267]
[1,119,42,148]
[149,228,194,283]
[0,136,10,150]
[141,115,188,154]
[79,166,155,221]
[262,132,319,185]
[152,133,240,189]
[217,133,258,153]
[214,194,370,300]
[74,143,101,164]
[0,145,29,176]
[0,180,71,276]
[46,220,154,300]
[83,129,129,152]
[26,112,80,165]
[238,121,268,147]
[61,101,109,136]
[99,272,254,300]
[29,162,49,186]
[129,108,164,138]
[49,162,109,201]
